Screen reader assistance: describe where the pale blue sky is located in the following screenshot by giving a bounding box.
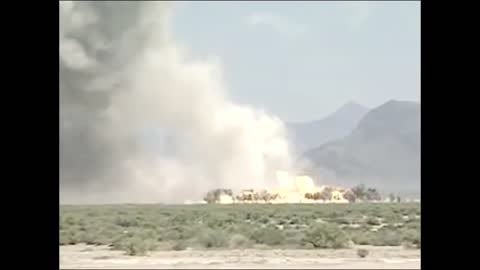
[170,1,420,122]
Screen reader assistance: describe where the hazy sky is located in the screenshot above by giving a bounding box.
[170,1,420,122]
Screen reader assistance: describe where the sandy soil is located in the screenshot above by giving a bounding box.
[60,244,420,269]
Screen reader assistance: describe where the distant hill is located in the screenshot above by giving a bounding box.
[286,101,369,154]
[301,100,420,195]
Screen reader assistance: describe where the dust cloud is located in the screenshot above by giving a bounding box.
[60,1,294,204]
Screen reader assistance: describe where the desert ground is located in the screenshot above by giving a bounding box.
[60,244,420,269]
[60,203,420,269]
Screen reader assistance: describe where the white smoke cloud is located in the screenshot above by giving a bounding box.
[60,1,294,204]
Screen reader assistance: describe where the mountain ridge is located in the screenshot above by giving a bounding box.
[286,101,370,154]
[301,100,420,194]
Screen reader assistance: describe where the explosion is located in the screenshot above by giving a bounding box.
[60,2,294,204]
[200,171,358,204]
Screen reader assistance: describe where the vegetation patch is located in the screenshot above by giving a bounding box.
[59,203,420,254]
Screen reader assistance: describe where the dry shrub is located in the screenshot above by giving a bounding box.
[229,234,253,249]
[195,228,228,248]
[372,229,402,246]
[357,248,369,258]
[250,228,285,246]
[303,223,349,249]
[171,240,188,251]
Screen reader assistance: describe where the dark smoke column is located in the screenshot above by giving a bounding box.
[60,2,293,204]
[60,2,169,201]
